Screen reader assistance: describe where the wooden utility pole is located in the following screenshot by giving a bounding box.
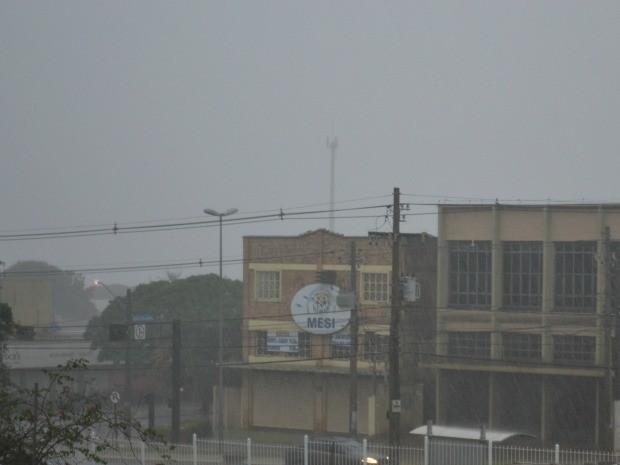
[171,319,181,442]
[389,187,401,449]
[349,241,359,436]
[124,289,133,421]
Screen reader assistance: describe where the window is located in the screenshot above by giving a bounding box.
[503,242,543,310]
[256,271,280,300]
[362,332,389,363]
[449,241,492,308]
[611,242,620,311]
[362,272,389,303]
[297,332,312,358]
[256,331,271,356]
[554,242,597,311]
[331,333,351,360]
[448,332,491,359]
[502,332,541,362]
[553,335,596,365]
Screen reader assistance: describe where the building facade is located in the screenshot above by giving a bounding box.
[428,204,620,449]
[238,229,436,437]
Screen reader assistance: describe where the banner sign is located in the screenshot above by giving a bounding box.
[331,332,351,347]
[267,330,299,353]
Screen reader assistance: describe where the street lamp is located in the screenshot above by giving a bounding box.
[93,280,133,419]
[203,207,237,442]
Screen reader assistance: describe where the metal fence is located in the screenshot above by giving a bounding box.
[98,436,620,465]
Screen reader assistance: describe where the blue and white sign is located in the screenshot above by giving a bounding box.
[291,283,350,335]
[331,332,351,347]
[267,330,298,353]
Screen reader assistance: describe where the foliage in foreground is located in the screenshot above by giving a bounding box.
[0,359,172,465]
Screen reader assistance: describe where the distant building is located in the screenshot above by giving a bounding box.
[236,229,436,436]
[427,204,620,449]
[0,273,112,390]
[1,278,54,328]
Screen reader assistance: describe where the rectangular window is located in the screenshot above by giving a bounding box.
[449,241,492,308]
[554,242,597,311]
[362,272,389,303]
[330,332,351,360]
[502,332,542,362]
[362,332,389,363]
[612,242,620,311]
[297,332,312,358]
[553,335,596,365]
[502,242,543,310]
[256,331,272,356]
[448,332,491,359]
[256,271,281,301]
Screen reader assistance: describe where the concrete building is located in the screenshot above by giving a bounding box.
[427,204,620,449]
[237,229,436,437]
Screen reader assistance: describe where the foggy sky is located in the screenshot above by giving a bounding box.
[1,1,619,286]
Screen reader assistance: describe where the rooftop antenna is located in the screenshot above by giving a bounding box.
[327,136,338,231]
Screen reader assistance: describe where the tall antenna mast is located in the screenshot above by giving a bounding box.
[327,136,338,231]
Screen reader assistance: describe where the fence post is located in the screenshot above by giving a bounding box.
[141,441,145,465]
[193,433,198,465]
[488,440,493,465]
[555,444,560,465]
[304,435,309,465]
[247,437,252,465]
[363,438,367,464]
[424,436,429,465]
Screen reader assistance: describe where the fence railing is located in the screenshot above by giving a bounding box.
[98,435,620,465]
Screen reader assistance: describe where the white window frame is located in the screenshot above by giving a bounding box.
[361,272,390,304]
[255,270,281,301]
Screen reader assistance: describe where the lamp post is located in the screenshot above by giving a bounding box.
[203,207,237,442]
[94,280,133,419]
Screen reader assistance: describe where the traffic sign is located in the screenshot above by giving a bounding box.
[391,399,401,413]
[110,391,120,404]
[134,324,146,340]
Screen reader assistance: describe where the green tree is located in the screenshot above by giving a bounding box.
[85,274,242,409]
[0,359,171,465]
[0,302,15,385]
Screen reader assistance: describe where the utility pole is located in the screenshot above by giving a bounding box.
[349,241,359,436]
[327,136,338,232]
[171,319,181,443]
[389,187,402,449]
[124,289,133,421]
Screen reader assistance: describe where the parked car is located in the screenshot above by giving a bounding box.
[284,436,389,465]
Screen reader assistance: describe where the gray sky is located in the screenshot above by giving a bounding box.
[1,1,619,287]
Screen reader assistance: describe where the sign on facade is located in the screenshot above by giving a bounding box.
[331,332,351,347]
[290,283,350,335]
[267,330,299,353]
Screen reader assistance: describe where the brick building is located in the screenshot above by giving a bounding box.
[237,229,436,437]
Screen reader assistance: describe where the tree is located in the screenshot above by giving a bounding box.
[0,359,172,465]
[85,274,243,411]
[0,302,15,384]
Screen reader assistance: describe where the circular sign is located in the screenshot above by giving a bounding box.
[110,391,120,404]
[134,324,146,340]
[291,283,350,334]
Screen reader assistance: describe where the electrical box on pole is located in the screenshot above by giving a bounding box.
[401,276,421,302]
